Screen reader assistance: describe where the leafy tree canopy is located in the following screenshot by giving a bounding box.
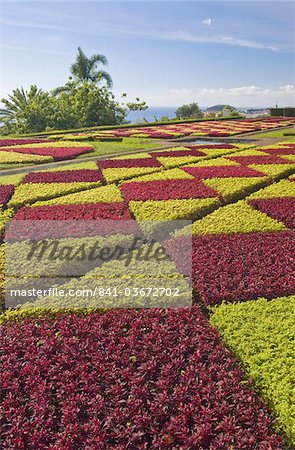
[175,103,203,119]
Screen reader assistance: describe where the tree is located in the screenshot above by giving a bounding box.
[0,48,148,134]
[0,85,45,118]
[53,47,112,95]
[175,103,203,119]
[222,105,239,117]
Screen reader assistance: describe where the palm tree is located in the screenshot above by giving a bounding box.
[0,85,44,118]
[52,47,112,96]
[71,47,112,87]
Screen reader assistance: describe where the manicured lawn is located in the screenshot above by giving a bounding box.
[250,127,295,140]
[77,137,165,158]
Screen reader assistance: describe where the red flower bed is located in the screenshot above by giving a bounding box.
[0,308,283,449]
[249,198,295,229]
[183,165,265,179]
[262,147,295,156]
[121,179,218,201]
[7,203,135,240]
[0,146,94,160]
[23,170,103,184]
[228,155,293,165]
[98,158,162,169]
[151,150,205,158]
[13,202,132,221]
[0,185,14,205]
[207,132,230,137]
[191,231,295,305]
[0,138,51,147]
[188,144,236,150]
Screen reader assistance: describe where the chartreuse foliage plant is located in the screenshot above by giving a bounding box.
[248,179,295,200]
[0,173,25,185]
[210,295,295,446]
[8,182,101,209]
[111,152,153,160]
[31,184,123,207]
[249,164,295,178]
[227,148,269,157]
[156,156,204,168]
[122,168,194,183]
[2,140,94,149]
[129,197,220,221]
[47,161,98,172]
[203,177,268,202]
[0,208,13,233]
[191,201,286,235]
[0,151,53,164]
[186,157,239,167]
[0,307,104,324]
[102,167,162,183]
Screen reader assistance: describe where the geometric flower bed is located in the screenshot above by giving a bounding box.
[0,143,94,161]
[1,138,295,448]
[97,143,253,183]
[211,295,295,445]
[0,308,284,449]
[94,117,295,139]
[0,138,53,147]
[0,151,53,165]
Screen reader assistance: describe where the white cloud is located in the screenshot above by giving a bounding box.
[147,85,295,107]
[202,18,212,26]
[162,31,278,51]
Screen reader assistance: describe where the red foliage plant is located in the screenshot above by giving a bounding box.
[0,184,14,205]
[228,155,293,165]
[191,231,295,305]
[150,150,205,158]
[0,307,283,449]
[23,170,103,184]
[98,158,162,169]
[183,165,265,179]
[7,203,134,240]
[0,147,93,160]
[249,197,295,229]
[121,179,218,201]
[0,139,52,147]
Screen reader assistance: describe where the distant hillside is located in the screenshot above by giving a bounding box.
[206,104,233,112]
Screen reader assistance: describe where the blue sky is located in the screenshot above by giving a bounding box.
[1,1,294,107]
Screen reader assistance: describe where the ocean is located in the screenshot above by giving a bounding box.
[126,107,178,124]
